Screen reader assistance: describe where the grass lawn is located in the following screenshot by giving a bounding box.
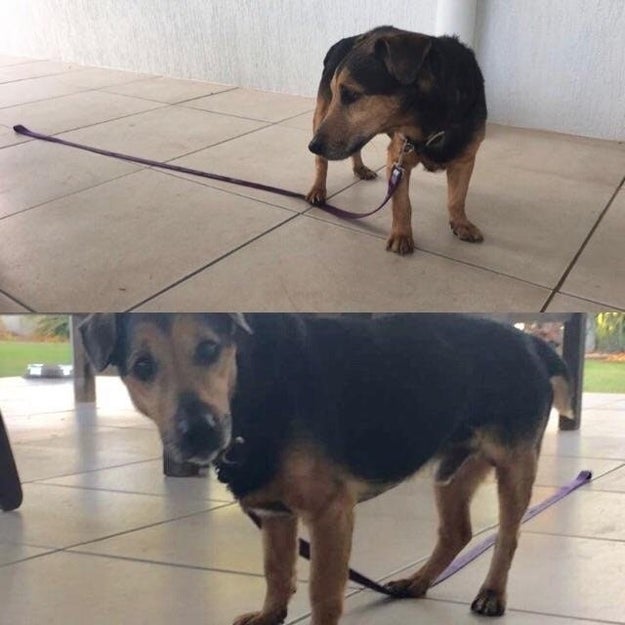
[0,341,71,377]
[583,359,625,393]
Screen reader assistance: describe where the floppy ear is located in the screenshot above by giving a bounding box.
[79,314,119,371]
[228,313,253,335]
[374,33,432,85]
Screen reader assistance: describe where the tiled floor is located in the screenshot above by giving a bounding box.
[1,376,624,624]
[0,55,624,312]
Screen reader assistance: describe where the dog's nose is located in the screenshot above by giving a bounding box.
[308,136,326,155]
[175,393,222,462]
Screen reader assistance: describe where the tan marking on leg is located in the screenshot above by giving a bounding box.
[233,515,298,625]
[472,445,538,617]
[307,95,330,205]
[446,132,484,242]
[351,150,377,180]
[386,454,492,597]
[386,134,419,255]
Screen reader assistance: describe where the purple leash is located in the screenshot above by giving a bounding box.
[12,124,402,221]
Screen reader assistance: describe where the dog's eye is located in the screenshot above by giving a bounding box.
[131,355,157,382]
[340,86,362,105]
[195,340,220,366]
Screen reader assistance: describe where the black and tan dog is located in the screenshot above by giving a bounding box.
[307,26,487,254]
[80,314,571,625]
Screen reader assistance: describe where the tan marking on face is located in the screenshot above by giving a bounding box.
[122,315,237,453]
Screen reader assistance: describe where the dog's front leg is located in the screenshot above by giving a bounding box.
[306,494,354,625]
[234,514,298,625]
[386,134,419,255]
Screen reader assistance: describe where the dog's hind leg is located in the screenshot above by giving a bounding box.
[233,515,298,625]
[471,445,538,616]
[386,453,492,598]
[351,150,378,180]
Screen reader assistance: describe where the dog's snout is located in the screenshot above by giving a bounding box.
[308,136,326,155]
[175,393,223,463]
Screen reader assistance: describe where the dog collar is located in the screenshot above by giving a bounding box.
[400,130,446,156]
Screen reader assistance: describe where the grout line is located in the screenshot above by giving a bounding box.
[522,529,625,543]
[0,287,35,312]
[102,84,240,106]
[0,547,66,570]
[125,212,302,311]
[541,173,625,311]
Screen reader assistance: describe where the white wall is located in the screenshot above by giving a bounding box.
[475,0,625,140]
[1,1,623,140]
[0,0,436,95]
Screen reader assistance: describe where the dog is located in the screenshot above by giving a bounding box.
[80,313,572,625]
[307,26,487,254]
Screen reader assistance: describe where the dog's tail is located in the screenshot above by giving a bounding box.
[531,335,575,420]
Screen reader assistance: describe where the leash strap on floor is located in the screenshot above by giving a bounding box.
[249,470,591,598]
[12,124,399,221]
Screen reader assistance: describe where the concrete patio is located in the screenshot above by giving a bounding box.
[0,375,624,624]
[1,55,624,313]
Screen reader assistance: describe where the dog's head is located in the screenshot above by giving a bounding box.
[309,30,433,160]
[80,314,252,466]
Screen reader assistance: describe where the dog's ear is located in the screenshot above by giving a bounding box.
[374,33,432,85]
[79,314,119,371]
[228,313,253,335]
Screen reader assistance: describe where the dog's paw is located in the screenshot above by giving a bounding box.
[385,575,429,598]
[353,164,378,180]
[386,232,415,255]
[233,609,287,625]
[471,588,506,617]
[450,220,484,243]
[306,185,327,206]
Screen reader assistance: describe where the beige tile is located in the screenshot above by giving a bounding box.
[169,124,388,212]
[308,160,614,288]
[0,55,34,67]
[184,87,314,122]
[0,123,28,148]
[540,427,625,460]
[430,533,625,623]
[0,60,81,84]
[534,454,621,488]
[0,73,90,108]
[59,104,267,161]
[0,551,313,625]
[545,293,622,312]
[299,592,608,625]
[0,543,52,566]
[104,76,234,103]
[138,216,550,312]
[0,483,219,548]
[524,489,625,540]
[561,188,625,309]
[0,139,139,218]
[278,110,313,131]
[0,292,28,312]
[0,90,164,135]
[56,66,154,90]
[0,169,291,311]
[591,464,625,492]
[42,459,233,503]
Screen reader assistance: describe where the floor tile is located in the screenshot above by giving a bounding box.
[430,532,625,623]
[0,139,139,219]
[58,104,268,161]
[0,55,33,67]
[41,459,233,503]
[169,124,387,212]
[534,454,620,488]
[183,87,314,122]
[0,542,52,566]
[0,291,28,312]
[524,488,625,540]
[0,551,313,625]
[307,153,614,289]
[0,123,28,148]
[545,293,622,312]
[561,188,625,309]
[0,73,92,108]
[138,216,550,311]
[0,90,164,135]
[0,483,217,548]
[591,464,625,492]
[0,168,291,311]
[104,76,235,103]
[298,591,609,625]
[540,426,625,460]
[55,66,154,90]
[0,60,81,84]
